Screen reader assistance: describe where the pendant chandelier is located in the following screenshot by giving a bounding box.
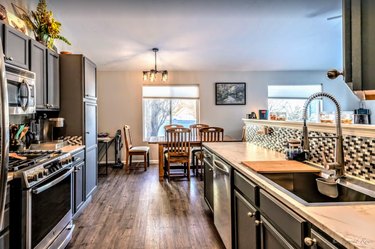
[143,48,168,82]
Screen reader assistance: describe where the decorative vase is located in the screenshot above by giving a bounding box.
[36,34,49,47]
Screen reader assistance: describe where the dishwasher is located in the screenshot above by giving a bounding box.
[213,154,232,249]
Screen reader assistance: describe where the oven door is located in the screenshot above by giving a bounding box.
[26,167,73,249]
[7,78,35,115]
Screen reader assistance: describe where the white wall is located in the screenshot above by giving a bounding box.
[97,70,360,161]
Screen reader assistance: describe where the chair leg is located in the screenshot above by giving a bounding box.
[147,152,150,167]
[129,155,133,168]
[125,153,129,169]
[144,153,147,171]
[192,153,196,176]
[187,161,190,181]
[167,160,170,181]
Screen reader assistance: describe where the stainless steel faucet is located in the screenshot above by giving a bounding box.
[302,92,345,177]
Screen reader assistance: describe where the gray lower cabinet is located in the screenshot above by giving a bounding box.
[85,145,98,198]
[309,229,339,249]
[260,216,294,249]
[72,149,85,215]
[234,190,259,249]
[204,161,214,212]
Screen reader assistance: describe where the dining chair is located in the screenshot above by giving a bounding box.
[165,127,191,180]
[194,127,224,179]
[164,124,184,136]
[123,125,150,171]
[189,123,209,140]
[190,124,209,172]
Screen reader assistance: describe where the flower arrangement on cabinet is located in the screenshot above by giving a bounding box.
[22,0,71,49]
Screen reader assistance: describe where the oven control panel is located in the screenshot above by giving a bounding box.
[20,153,73,188]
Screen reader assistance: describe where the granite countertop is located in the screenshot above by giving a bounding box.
[203,142,375,249]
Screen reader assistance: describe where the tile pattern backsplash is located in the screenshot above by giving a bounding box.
[246,125,375,181]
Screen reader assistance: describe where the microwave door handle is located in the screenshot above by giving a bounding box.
[0,38,9,229]
[32,167,74,195]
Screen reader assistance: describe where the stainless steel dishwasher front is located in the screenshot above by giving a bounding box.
[213,155,231,249]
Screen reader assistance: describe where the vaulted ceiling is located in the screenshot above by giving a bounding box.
[49,0,342,71]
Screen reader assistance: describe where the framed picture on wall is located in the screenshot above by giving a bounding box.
[215,82,246,105]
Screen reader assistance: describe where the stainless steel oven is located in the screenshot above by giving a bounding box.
[11,152,75,249]
[6,64,36,115]
[25,167,74,249]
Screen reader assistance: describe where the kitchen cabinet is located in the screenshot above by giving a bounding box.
[60,54,98,199]
[72,149,85,215]
[30,40,60,110]
[85,145,98,198]
[342,0,375,91]
[3,25,29,69]
[233,190,259,249]
[46,50,60,110]
[30,40,47,109]
[260,215,294,249]
[203,152,214,212]
[84,58,97,100]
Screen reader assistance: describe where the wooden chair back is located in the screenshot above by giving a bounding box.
[165,128,191,156]
[189,124,209,140]
[164,124,184,136]
[123,125,133,151]
[199,127,224,142]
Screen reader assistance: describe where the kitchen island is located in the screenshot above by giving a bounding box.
[203,142,375,249]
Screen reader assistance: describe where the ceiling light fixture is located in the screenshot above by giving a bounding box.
[143,48,168,82]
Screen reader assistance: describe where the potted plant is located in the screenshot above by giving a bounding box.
[22,0,71,50]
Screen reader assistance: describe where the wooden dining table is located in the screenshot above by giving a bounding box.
[148,135,237,181]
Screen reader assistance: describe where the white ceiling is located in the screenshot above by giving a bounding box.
[49,0,342,71]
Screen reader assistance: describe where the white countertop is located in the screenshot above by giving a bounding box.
[203,142,375,249]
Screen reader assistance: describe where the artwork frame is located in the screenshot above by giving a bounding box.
[215,82,246,105]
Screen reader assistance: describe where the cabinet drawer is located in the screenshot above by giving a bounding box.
[259,190,307,248]
[72,149,85,164]
[311,229,339,249]
[234,170,258,206]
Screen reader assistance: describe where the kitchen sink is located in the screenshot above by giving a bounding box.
[259,172,375,206]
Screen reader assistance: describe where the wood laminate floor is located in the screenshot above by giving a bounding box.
[67,164,225,249]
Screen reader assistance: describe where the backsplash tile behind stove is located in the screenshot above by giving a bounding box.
[246,125,375,181]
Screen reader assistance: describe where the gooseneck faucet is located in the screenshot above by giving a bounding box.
[302,92,345,177]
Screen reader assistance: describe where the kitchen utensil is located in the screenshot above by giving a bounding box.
[9,153,27,160]
[19,126,29,140]
[15,124,25,139]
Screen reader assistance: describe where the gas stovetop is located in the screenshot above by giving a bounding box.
[8,150,63,172]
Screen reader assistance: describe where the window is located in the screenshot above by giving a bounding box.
[142,85,199,140]
[267,85,323,121]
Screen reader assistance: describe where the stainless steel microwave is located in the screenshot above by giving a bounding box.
[6,64,36,115]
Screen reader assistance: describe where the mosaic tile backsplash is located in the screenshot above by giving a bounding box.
[245,125,375,181]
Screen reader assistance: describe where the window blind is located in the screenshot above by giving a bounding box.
[268,84,322,99]
[142,85,199,99]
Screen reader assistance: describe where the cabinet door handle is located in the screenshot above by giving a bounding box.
[208,168,213,172]
[304,237,317,247]
[5,56,13,61]
[247,212,255,218]
[86,132,90,134]
[254,220,262,226]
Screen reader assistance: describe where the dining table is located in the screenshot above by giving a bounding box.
[148,135,237,181]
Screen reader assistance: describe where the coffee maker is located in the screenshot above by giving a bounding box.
[354,108,371,124]
[29,117,66,150]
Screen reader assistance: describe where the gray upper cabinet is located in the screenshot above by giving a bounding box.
[30,40,47,109]
[84,58,97,100]
[30,40,60,111]
[343,0,375,91]
[3,26,29,69]
[47,50,60,109]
